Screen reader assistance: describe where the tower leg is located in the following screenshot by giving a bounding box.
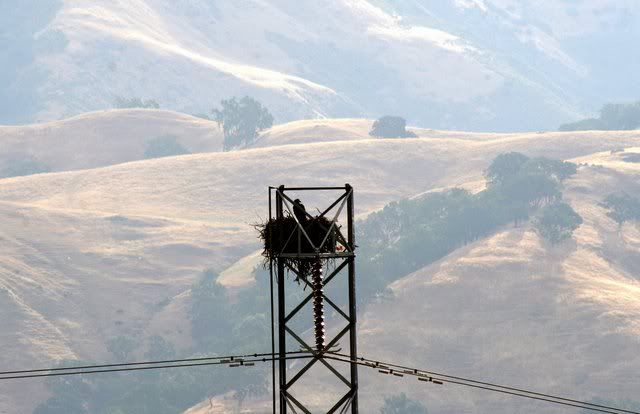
[347,186,359,413]
[276,189,287,414]
[278,259,287,414]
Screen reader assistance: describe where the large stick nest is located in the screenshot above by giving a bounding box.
[258,216,340,277]
[258,216,336,256]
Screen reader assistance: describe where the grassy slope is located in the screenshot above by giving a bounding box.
[351,161,640,413]
[185,153,640,413]
[0,117,639,412]
[1,126,639,222]
[0,202,251,413]
[0,109,222,174]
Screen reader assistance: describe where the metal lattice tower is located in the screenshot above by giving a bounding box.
[267,184,358,413]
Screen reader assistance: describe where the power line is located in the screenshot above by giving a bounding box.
[0,350,305,375]
[2,348,636,414]
[0,351,312,381]
[345,353,640,414]
[326,353,639,414]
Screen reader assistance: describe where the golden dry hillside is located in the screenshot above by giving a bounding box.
[1,126,639,222]
[351,160,640,413]
[0,109,222,175]
[254,118,558,148]
[0,116,639,413]
[183,151,640,413]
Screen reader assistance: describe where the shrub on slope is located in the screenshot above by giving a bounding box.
[1,155,50,178]
[35,269,268,414]
[143,135,190,159]
[600,193,640,226]
[534,202,583,245]
[380,392,428,414]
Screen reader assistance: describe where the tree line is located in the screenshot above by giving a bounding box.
[559,101,640,131]
[34,269,271,414]
[356,152,581,300]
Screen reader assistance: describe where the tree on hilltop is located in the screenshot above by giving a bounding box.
[211,96,273,151]
[369,116,417,138]
[114,96,160,109]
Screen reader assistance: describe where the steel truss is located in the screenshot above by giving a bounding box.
[268,185,358,414]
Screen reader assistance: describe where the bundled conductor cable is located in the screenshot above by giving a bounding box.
[325,352,639,414]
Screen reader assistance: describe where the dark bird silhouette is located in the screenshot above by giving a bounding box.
[293,199,308,223]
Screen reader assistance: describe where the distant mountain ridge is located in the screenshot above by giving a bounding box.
[3,0,639,130]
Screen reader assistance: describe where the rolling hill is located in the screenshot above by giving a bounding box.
[352,160,640,413]
[183,149,640,413]
[0,115,639,413]
[0,109,222,176]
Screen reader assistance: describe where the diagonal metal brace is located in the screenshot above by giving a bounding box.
[283,391,311,414]
[284,326,351,389]
[328,390,354,414]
